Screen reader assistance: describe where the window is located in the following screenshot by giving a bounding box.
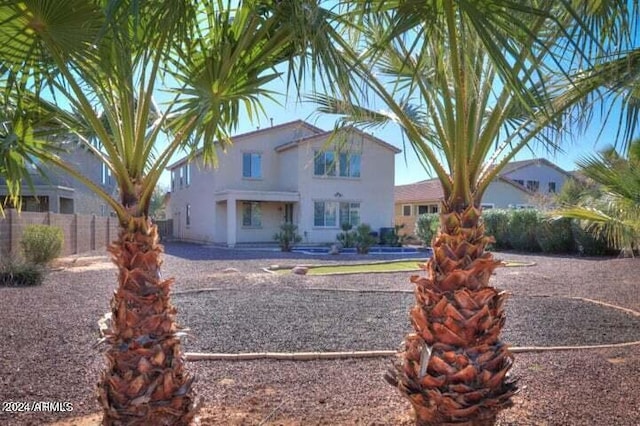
[430,205,439,213]
[402,205,412,216]
[339,202,361,226]
[242,153,262,178]
[514,179,524,186]
[526,180,540,192]
[339,153,361,178]
[417,205,429,215]
[186,204,191,226]
[179,167,184,188]
[481,203,495,210]
[314,201,360,227]
[171,171,175,191]
[184,164,191,186]
[314,201,338,227]
[314,151,336,176]
[548,181,556,193]
[242,202,262,227]
[101,163,111,185]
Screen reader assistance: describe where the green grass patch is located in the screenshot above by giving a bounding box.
[270,259,534,276]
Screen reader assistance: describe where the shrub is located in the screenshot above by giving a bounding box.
[415,213,440,246]
[354,223,377,254]
[536,217,574,253]
[21,224,64,265]
[482,209,511,250]
[507,209,542,252]
[382,224,408,247]
[336,223,356,248]
[570,220,613,256]
[273,223,302,252]
[0,260,45,287]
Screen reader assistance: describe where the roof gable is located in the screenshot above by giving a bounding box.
[275,126,401,154]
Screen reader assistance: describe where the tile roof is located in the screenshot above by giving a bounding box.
[394,178,444,203]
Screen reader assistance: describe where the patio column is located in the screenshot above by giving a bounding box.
[227,196,237,248]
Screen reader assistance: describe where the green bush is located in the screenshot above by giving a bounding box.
[570,220,613,256]
[382,224,408,247]
[354,223,377,254]
[415,213,440,246]
[0,260,45,287]
[482,209,511,250]
[507,209,542,252]
[273,223,302,252]
[21,224,64,264]
[536,217,574,253]
[336,223,356,248]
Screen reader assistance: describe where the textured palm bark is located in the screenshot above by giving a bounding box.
[97,217,197,425]
[386,205,518,425]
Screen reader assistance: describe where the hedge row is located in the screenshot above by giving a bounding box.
[416,209,613,255]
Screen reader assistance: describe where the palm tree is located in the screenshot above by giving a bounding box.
[0,0,355,423]
[313,2,638,424]
[556,139,640,256]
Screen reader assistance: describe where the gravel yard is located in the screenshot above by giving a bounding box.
[1,242,639,425]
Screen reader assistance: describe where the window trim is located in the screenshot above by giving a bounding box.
[241,201,262,228]
[402,204,412,217]
[242,152,263,179]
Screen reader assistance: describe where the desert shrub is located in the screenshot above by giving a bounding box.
[336,223,356,248]
[507,209,542,252]
[382,224,408,247]
[21,224,64,264]
[536,217,574,253]
[354,223,377,254]
[0,260,45,287]
[415,213,440,247]
[482,209,511,250]
[273,223,302,252]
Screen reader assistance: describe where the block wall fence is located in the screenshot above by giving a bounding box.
[0,209,120,258]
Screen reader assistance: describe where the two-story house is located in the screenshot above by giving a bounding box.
[0,138,118,215]
[395,158,574,232]
[167,120,401,247]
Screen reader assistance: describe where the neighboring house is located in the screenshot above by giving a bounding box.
[167,120,401,247]
[0,139,117,215]
[395,158,573,233]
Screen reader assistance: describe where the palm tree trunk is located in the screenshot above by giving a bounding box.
[97,216,197,425]
[386,205,517,425]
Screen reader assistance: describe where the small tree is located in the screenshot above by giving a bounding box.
[383,224,408,247]
[336,222,356,248]
[273,223,302,252]
[415,213,439,247]
[354,223,377,254]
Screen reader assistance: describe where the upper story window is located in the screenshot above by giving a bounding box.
[548,181,556,193]
[184,164,191,186]
[314,150,361,178]
[179,167,184,188]
[243,153,262,179]
[101,163,112,185]
[314,151,336,176]
[526,180,540,192]
[513,179,524,186]
[339,153,361,178]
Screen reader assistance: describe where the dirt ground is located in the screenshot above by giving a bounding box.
[1,246,638,425]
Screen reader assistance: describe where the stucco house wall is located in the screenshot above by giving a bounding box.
[167,121,400,246]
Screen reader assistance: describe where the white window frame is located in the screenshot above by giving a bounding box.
[526,180,540,192]
[313,150,336,177]
[338,152,361,178]
[339,202,361,227]
[242,152,262,179]
[402,204,412,217]
[184,163,191,186]
[242,202,262,228]
[314,201,338,227]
